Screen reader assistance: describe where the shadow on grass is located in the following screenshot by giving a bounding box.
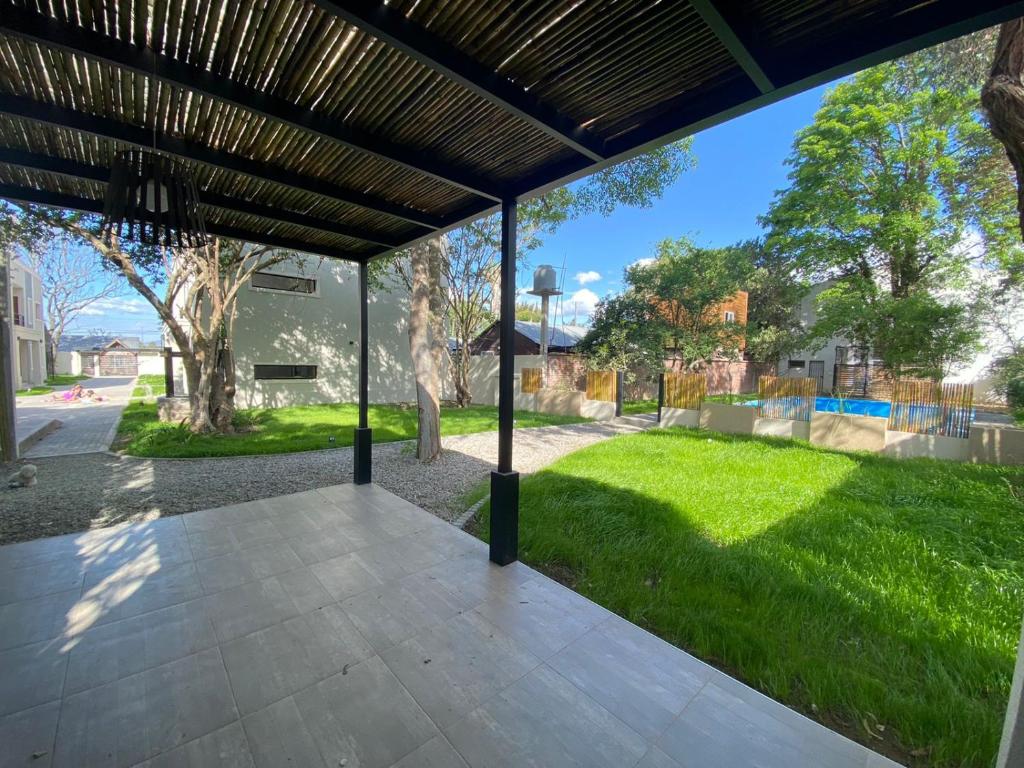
[475,428,1024,768]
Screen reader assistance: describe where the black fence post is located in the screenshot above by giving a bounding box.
[657,372,665,424]
[615,370,624,417]
[163,346,174,397]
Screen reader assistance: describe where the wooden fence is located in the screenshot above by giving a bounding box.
[758,376,817,421]
[888,380,974,438]
[586,370,617,402]
[663,372,706,410]
[521,368,542,394]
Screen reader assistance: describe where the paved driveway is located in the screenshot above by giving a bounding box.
[16,377,136,458]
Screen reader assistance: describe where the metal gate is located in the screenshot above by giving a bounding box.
[808,360,825,394]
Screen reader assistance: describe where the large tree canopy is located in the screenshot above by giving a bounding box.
[764,46,1016,375]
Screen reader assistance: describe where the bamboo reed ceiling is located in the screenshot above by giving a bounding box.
[0,0,1020,261]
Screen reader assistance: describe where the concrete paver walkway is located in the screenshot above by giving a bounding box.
[0,483,901,768]
[16,377,136,458]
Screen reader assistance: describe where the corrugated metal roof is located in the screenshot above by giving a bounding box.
[514,321,589,349]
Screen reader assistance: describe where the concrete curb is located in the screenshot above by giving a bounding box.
[18,419,61,456]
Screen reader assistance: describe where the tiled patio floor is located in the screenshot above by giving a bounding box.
[0,484,901,767]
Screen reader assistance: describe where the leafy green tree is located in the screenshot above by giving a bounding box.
[724,238,807,362]
[627,237,750,369]
[765,56,1015,375]
[514,302,544,322]
[577,292,663,394]
[372,140,696,457]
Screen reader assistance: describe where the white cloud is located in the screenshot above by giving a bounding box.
[565,288,600,319]
[77,296,153,317]
[574,270,601,285]
[629,257,656,270]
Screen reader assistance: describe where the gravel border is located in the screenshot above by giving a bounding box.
[0,415,655,545]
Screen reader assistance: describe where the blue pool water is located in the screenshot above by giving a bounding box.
[813,397,891,418]
[743,397,891,417]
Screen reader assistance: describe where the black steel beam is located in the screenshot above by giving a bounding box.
[0,147,418,248]
[0,93,447,230]
[0,7,504,201]
[490,197,519,566]
[353,260,371,484]
[311,0,607,162]
[0,182,370,261]
[688,0,772,93]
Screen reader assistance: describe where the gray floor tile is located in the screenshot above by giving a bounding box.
[309,551,386,601]
[341,572,469,652]
[381,611,540,729]
[136,722,255,768]
[182,503,272,535]
[419,552,537,607]
[0,700,60,768]
[657,680,867,768]
[53,648,238,768]
[76,559,203,628]
[287,524,382,565]
[242,696,326,768]
[0,589,80,651]
[0,640,67,717]
[64,598,217,696]
[472,576,610,660]
[203,569,333,643]
[548,615,713,740]
[195,541,304,594]
[187,518,284,561]
[390,735,469,768]
[293,656,439,768]
[636,746,683,768]
[0,533,80,574]
[443,664,647,768]
[0,560,84,606]
[221,604,373,716]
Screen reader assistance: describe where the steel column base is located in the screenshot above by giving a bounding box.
[354,427,372,485]
[489,470,519,565]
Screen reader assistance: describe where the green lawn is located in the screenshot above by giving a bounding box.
[16,373,90,396]
[116,401,589,458]
[131,373,167,400]
[622,399,657,415]
[474,428,1024,768]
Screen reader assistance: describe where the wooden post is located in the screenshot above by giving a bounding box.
[0,250,17,464]
[353,260,372,485]
[490,198,519,566]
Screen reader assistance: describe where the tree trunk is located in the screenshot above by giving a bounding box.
[454,345,472,406]
[0,250,16,464]
[983,20,1024,242]
[408,240,442,461]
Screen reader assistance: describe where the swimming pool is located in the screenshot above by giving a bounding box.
[743,397,892,418]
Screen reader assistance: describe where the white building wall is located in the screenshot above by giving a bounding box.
[230,257,416,408]
[8,258,46,391]
[777,280,854,391]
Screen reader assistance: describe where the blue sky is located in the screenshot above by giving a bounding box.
[527,82,835,326]
[70,79,837,337]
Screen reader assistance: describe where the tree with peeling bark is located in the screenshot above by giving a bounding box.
[12,204,293,433]
[984,19,1024,277]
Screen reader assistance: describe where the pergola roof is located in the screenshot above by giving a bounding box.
[0,0,1022,262]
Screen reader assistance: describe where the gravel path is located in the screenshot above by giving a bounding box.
[0,414,655,545]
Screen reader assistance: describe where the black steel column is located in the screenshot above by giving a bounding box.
[353,261,372,485]
[615,370,624,417]
[490,199,519,565]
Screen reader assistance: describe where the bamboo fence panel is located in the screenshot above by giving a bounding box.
[586,370,616,402]
[663,372,705,410]
[758,376,817,421]
[888,380,974,438]
[521,368,542,394]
